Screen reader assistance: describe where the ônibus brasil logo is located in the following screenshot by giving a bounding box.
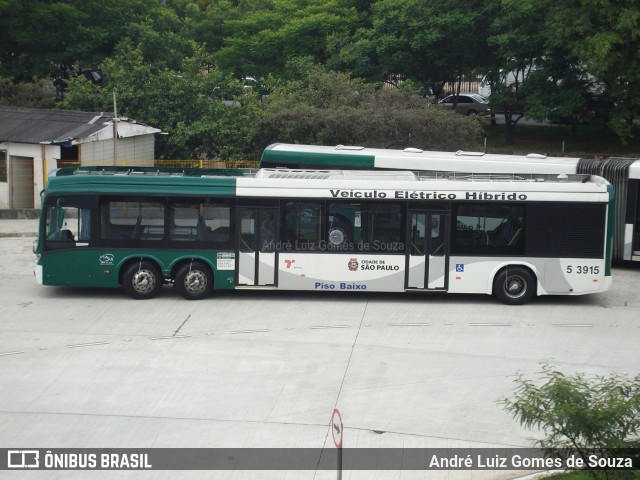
[348,258,358,271]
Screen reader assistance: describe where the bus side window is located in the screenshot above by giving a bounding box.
[169,201,233,247]
[281,202,323,250]
[102,200,164,241]
[452,204,524,255]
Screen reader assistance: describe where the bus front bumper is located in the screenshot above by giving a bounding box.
[34,264,43,285]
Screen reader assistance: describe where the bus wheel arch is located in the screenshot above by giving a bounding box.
[173,259,213,300]
[121,258,164,300]
[492,265,537,305]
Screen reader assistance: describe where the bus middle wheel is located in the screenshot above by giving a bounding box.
[122,260,163,299]
[175,261,213,300]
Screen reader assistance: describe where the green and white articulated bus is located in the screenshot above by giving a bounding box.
[261,143,640,262]
[34,166,613,305]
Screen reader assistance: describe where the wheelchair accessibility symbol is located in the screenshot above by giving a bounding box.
[455,264,464,272]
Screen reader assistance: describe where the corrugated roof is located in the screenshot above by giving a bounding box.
[0,106,157,144]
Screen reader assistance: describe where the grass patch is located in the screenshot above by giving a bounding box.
[481,122,640,157]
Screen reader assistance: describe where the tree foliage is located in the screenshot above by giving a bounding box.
[334,0,489,96]
[0,77,56,108]
[502,364,640,478]
[64,45,265,160]
[484,0,549,143]
[213,0,359,79]
[2,0,640,153]
[0,0,163,81]
[543,0,640,141]
[261,63,483,149]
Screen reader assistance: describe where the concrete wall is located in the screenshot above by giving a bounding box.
[78,135,155,167]
[0,134,156,210]
[0,142,60,209]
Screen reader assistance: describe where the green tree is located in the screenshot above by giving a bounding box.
[0,77,56,108]
[121,6,196,72]
[261,62,484,149]
[544,0,640,142]
[213,0,358,79]
[520,56,595,138]
[485,0,549,143]
[64,44,265,160]
[0,0,161,82]
[486,0,640,143]
[502,364,640,478]
[180,0,238,58]
[331,0,490,96]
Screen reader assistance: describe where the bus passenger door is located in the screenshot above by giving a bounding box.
[407,212,449,290]
[237,208,277,286]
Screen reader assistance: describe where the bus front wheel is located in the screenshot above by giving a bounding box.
[175,261,213,300]
[493,266,536,305]
[122,261,163,299]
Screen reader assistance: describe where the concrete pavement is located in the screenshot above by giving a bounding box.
[0,218,39,238]
[2,216,639,479]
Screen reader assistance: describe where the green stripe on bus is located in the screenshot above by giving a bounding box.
[46,175,238,197]
[260,149,376,168]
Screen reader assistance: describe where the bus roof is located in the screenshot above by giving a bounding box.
[261,143,640,181]
[260,143,586,175]
[43,167,610,202]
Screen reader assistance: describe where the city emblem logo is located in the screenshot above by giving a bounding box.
[348,258,359,271]
[99,254,115,266]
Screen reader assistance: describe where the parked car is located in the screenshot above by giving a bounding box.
[438,93,490,116]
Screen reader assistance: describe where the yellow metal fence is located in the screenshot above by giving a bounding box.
[57,159,260,169]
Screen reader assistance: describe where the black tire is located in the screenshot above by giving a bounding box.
[122,260,163,299]
[492,266,536,305]
[175,261,213,300]
[466,109,478,116]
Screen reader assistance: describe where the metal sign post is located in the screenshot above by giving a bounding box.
[330,408,343,480]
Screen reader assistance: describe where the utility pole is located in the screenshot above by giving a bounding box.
[113,91,119,166]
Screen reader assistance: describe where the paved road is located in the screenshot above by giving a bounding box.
[1,236,638,479]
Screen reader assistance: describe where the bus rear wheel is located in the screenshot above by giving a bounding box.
[175,261,213,300]
[122,260,163,299]
[493,266,536,305]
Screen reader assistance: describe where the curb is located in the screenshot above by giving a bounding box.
[0,232,38,238]
[0,209,41,220]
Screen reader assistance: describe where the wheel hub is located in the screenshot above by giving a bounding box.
[133,270,155,293]
[505,275,525,297]
[185,271,207,293]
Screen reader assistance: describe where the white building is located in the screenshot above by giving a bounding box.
[0,107,162,209]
